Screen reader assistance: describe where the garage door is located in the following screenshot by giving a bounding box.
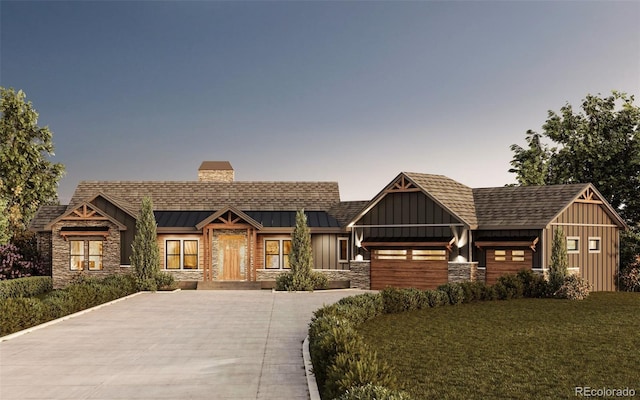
[485,248,533,285]
[370,249,448,290]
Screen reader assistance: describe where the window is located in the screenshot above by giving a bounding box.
[265,239,291,269]
[588,237,601,253]
[511,250,525,262]
[338,238,349,263]
[70,240,104,271]
[374,249,407,260]
[165,239,199,270]
[412,249,447,261]
[567,237,580,254]
[494,250,506,262]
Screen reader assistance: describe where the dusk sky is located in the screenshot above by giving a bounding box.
[1,1,639,204]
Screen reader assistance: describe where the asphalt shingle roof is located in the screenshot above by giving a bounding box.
[69,181,340,213]
[328,201,369,227]
[29,205,68,231]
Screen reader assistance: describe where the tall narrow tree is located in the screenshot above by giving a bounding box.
[289,209,314,290]
[0,88,65,237]
[549,228,568,291]
[130,197,160,290]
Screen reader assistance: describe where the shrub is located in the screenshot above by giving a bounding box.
[425,289,448,307]
[480,284,498,301]
[0,297,47,336]
[554,274,590,300]
[437,283,464,305]
[516,269,549,298]
[155,272,177,291]
[325,345,398,400]
[495,274,525,300]
[310,271,329,290]
[0,276,52,300]
[274,272,292,291]
[459,281,486,303]
[0,243,45,280]
[337,384,413,400]
[618,266,640,292]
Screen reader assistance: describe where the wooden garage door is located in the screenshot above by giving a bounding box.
[485,248,533,285]
[370,249,448,290]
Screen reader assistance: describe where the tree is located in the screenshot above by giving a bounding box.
[510,91,640,272]
[0,88,65,238]
[509,91,639,225]
[549,228,568,292]
[0,197,10,245]
[275,209,327,291]
[130,197,160,291]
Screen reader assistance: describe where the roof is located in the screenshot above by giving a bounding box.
[69,181,340,212]
[154,210,340,228]
[472,184,590,229]
[28,205,68,231]
[199,161,233,171]
[404,173,478,227]
[328,201,369,227]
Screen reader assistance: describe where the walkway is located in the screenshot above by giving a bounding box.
[0,290,365,399]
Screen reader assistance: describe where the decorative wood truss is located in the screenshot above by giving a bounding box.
[575,187,603,204]
[67,204,109,221]
[385,175,420,193]
[475,237,539,251]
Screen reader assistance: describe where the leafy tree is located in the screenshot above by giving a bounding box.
[510,91,640,271]
[0,88,65,238]
[275,209,327,291]
[130,197,160,291]
[509,91,639,225]
[0,197,10,245]
[549,228,568,292]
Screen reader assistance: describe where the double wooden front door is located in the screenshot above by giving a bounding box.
[218,235,247,280]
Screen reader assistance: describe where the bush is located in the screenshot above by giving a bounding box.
[516,269,548,298]
[0,243,46,280]
[618,266,640,292]
[437,283,464,305]
[276,270,328,291]
[0,276,52,300]
[480,284,498,301]
[310,271,329,290]
[155,272,177,291]
[554,274,590,300]
[336,384,413,400]
[0,274,138,336]
[495,274,525,300]
[459,281,486,303]
[325,345,399,400]
[425,289,448,307]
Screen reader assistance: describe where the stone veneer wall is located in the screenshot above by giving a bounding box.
[166,270,204,281]
[198,169,234,182]
[51,220,122,288]
[36,232,53,273]
[476,267,486,283]
[448,262,479,283]
[349,260,371,290]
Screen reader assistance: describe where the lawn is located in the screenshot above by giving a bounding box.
[358,292,640,400]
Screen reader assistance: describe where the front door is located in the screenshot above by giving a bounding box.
[218,235,246,280]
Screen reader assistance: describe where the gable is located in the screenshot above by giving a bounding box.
[45,202,127,231]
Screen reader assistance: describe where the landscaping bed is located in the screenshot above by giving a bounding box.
[358,292,640,399]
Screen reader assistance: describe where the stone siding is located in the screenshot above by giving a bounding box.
[256,269,351,282]
[448,262,479,283]
[476,267,486,283]
[349,260,371,289]
[51,220,123,288]
[198,169,234,182]
[165,270,204,281]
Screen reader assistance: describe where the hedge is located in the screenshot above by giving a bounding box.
[309,271,591,399]
[0,274,137,336]
[0,276,53,300]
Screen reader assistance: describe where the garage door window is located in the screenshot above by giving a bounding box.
[413,249,446,261]
[512,250,525,262]
[494,250,526,262]
[375,250,407,260]
[495,250,506,261]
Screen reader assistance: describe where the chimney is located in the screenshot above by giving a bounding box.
[198,161,234,182]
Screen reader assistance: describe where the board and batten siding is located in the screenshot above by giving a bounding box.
[91,196,137,265]
[358,191,463,238]
[544,202,619,291]
[312,234,347,270]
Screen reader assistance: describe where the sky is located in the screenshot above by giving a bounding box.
[1,1,639,204]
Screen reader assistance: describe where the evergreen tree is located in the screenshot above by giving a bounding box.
[549,228,568,291]
[289,209,314,290]
[130,197,160,290]
[0,87,65,238]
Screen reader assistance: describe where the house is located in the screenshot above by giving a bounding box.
[30,165,626,291]
[347,172,627,291]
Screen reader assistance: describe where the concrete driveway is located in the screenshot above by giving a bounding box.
[0,290,365,400]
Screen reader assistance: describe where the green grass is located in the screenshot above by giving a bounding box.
[358,293,640,400]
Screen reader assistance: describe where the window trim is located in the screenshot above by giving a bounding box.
[567,237,580,254]
[164,238,200,270]
[338,237,349,263]
[263,237,292,270]
[588,237,601,254]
